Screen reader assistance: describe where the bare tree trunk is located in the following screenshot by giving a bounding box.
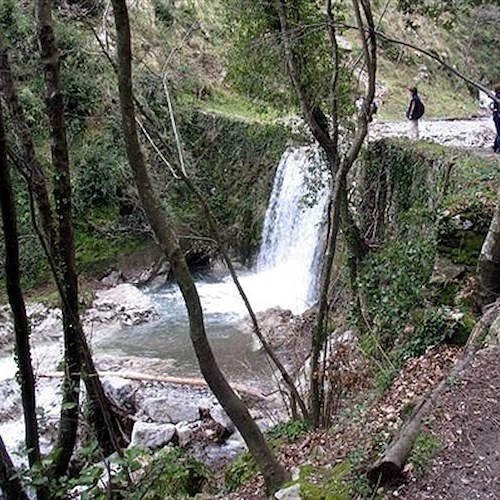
[0,433,28,500]
[110,0,289,492]
[0,99,48,500]
[368,301,500,486]
[477,201,500,306]
[36,0,82,475]
[36,1,126,469]
[276,0,375,427]
[0,32,57,252]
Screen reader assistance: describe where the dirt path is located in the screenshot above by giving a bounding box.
[395,347,500,499]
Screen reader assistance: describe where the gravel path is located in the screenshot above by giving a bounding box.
[371,116,497,150]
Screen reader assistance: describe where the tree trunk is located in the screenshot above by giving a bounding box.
[368,301,500,486]
[0,32,57,252]
[0,433,28,500]
[477,201,500,306]
[277,0,375,427]
[36,0,126,471]
[110,0,289,492]
[0,98,47,499]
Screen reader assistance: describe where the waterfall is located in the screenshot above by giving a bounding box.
[255,147,330,313]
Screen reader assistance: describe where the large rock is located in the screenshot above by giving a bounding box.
[130,421,176,448]
[140,396,200,424]
[85,284,158,327]
[0,306,14,349]
[275,483,301,500]
[101,376,138,413]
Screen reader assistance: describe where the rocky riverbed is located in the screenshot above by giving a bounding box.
[0,283,280,471]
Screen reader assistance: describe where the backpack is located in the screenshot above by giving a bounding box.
[412,98,425,120]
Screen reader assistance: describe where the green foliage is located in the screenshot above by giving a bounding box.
[224,451,259,492]
[299,462,351,500]
[409,432,440,472]
[127,447,210,499]
[358,236,437,348]
[223,0,352,113]
[152,0,174,26]
[73,132,128,213]
[266,419,312,444]
[396,0,474,30]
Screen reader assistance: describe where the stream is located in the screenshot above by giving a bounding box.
[0,116,496,472]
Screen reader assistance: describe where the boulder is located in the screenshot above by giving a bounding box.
[85,284,158,327]
[275,483,301,500]
[130,421,175,448]
[141,396,200,424]
[175,422,195,447]
[209,404,234,434]
[101,376,138,413]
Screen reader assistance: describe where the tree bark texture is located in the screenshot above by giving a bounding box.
[110,0,288,492]
[36,0,82,476]
[277,0,375,426]
[368,301,500,486]
[0,433,28,500]
[0,98,44,485]
[477,201,500,305]
[36,0,125,471]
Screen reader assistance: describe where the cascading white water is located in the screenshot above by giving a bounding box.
[0,146,331,466]
[254,147,329,312]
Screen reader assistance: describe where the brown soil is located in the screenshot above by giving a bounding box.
[394,347,500,499]
[225,345,500,499]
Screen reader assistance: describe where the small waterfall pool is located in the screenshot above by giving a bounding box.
[0,147,328,383]
[95,147,330,380]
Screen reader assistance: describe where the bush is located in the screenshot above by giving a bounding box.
[134,447,210,499]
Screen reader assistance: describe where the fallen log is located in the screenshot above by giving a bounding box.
[367,301,500,487]
[38,370,267,401]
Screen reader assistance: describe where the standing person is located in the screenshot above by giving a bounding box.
[406,86,425,139]
[492,84,500,153]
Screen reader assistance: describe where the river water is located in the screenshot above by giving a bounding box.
[93,147,330,381]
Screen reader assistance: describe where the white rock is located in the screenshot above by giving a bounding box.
[275,483,301,500]
[130,421,175,448]
[175,423,194,447]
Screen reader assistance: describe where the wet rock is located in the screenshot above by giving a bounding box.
[101,270,125,287]
[136,259,171,290]
[85,284,158,327]
[140,396,200,424]
[130,421,176,448]
[246,307,294,351]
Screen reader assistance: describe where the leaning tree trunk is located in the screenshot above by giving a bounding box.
[110,0,288,492]
[477,201,500,306]
[277,0,375,427]
[368,301,500,486]
[0,98,47,500]
[0,433,28,500]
